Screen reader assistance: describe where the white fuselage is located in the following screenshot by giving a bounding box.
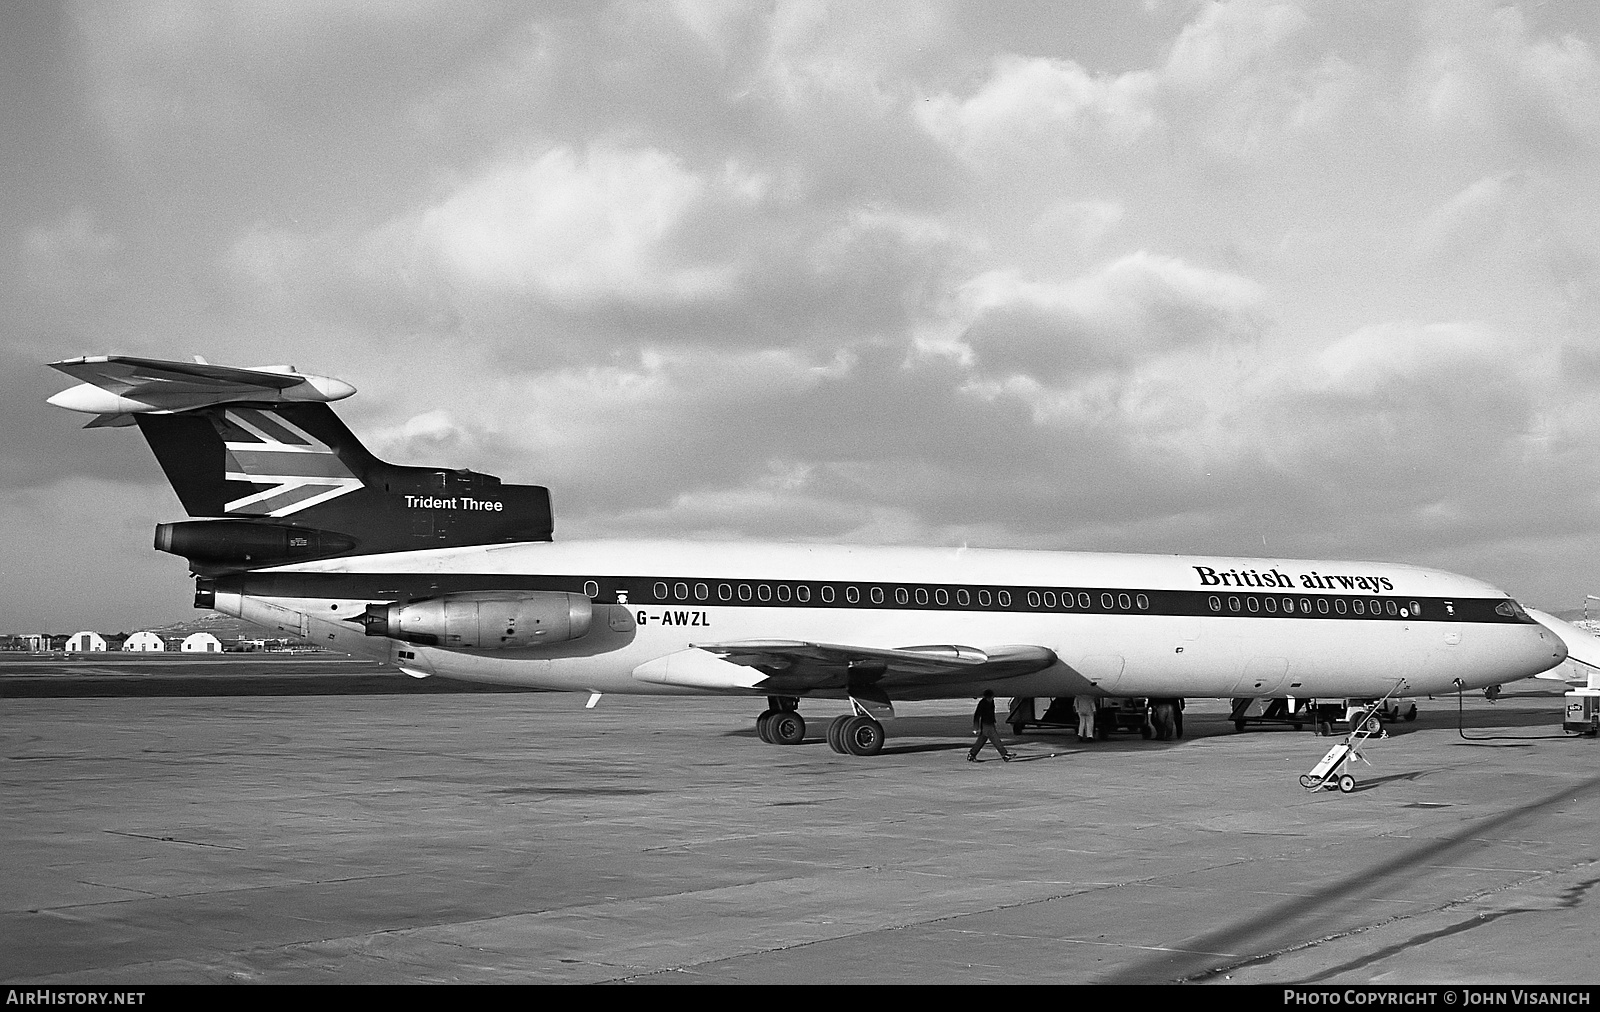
[211,539,1567,702]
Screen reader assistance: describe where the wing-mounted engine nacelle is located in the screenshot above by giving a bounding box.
[360,591,592,650]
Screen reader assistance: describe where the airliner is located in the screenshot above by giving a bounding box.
[48,355,1588,755]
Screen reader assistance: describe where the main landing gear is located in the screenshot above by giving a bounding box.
[826,714,885,756]
[753,696,887,756]
[756,696,805,745]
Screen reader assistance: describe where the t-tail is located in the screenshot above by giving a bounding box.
[48,355,553,575]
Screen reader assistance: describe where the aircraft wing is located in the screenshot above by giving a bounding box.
[632,640,1057,693]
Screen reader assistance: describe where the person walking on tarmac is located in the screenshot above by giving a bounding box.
[968,690,1015,762]
[1074,694,1097,742]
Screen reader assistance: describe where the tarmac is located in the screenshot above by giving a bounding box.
[3,653,1598,985]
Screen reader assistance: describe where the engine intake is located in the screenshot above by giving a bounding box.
[361,591,592,650]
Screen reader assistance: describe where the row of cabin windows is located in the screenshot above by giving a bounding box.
[1208,594,1423,618]
[592,581,1155,612]
[580,581,1430,618]
[633,581,1020,607]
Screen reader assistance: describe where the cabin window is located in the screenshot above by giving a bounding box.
[1247,597,1260,613]
[998,590,1012,607]
[719,584,732,602]
[1352,599,1364,615]
[796,585,810,603]
[1027,591,1041,608]
[1301,598,1312,614]
[846,586,860,604]
[1077,592,1090,609]
[738,584,752,602]
[1264,597,1277,614]
[1042,591,1056,608]
[895,587,909,605]
[956,588,969,606]
[757,584,772,602]
[1334,598,1346,614]
[871,587,885,605]
[1118,593,1131,611]
[978,589,992,607]
[1317,598,1329,614]
[1209,595,1222,612]
[1101,593,1114,610]
[1386,599,1398,616]
[776,584,791,603]
[821,585,835,603]
[1409,600,1421,617]
[654,582,668,600]
[935,588,948,606]
[674,582,688,601]
[915,588,929,606]
[1136,594,1149,610]
[1229,596,1241,612]
[584,580,599,599]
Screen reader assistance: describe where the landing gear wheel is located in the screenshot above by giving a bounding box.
[1299,774,1317,789]
[769,711,806,745]
[1095,725,1110,741]
[1140,724,1153,740]
[756,710,777,743]
[1337,774,1356,793]
[1234,720,1246,733]
[1174,707,1184,738]
[827,714,852,754]
[1403,704,1418,722]
[841,715,885,756]
[1151,701,1176,741]
[1317,721,1333,737]
[1011,723,1025,736]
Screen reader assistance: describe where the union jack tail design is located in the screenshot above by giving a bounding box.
[214,408,364,517]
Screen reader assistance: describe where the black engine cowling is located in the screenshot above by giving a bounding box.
[361,591,592,650]
[156,520,358,568]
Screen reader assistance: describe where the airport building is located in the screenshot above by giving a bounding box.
[123,631,166,652]
[181,632,222,653]
[65,631,108,653]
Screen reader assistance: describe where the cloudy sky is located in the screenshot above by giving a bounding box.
[6,0,1600,631]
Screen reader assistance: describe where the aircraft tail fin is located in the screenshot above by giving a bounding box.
[49,356,553,572]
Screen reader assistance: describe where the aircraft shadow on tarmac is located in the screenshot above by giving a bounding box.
[1100,769,1600,985]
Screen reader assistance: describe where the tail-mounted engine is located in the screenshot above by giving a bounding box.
[359,591,592,650]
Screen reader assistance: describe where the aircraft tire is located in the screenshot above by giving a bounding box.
[1010,723,1026,736]
[1338,774,1356,793]
[756,710,777,744]
[770,712,806,745]
[842,716,884,756]
[1404,704,1418,722]
[827,714,851,753]
[1151,701,1176,740]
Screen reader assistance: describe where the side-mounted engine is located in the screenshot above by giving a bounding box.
[359,591,592,650]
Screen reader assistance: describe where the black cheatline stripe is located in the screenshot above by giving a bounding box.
[220,571,1529,625]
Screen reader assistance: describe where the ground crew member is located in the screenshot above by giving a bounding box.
[968,690,1015,762]
[1075,694,1097,741]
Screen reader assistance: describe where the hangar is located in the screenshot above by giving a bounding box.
[65,631,107,653]
[123,631,166,652]
[181,632,222,653]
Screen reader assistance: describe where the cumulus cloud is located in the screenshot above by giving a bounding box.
[955,253,1268,378]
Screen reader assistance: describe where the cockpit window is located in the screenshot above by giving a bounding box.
[1495,599,1530,621]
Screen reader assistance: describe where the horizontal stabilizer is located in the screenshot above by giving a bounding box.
[48,355,354,417]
